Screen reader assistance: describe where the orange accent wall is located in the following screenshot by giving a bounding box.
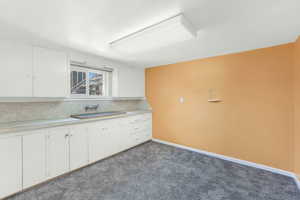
[146,44,294,171]
[294,37,300,177]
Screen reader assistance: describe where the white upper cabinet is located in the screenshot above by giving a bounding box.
[0,42,33,97]
[33,47,69,97]
[0,41,145,99]
[118,66,145,97]
[0,42,69,98]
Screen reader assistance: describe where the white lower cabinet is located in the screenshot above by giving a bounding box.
[69,125,89,170]
[87,115,151,164]
[23,130,46,189]
[0,136,22,199]
[106,119,126,155]
[0,113,151,199]
[46,127,70,179]
[88,114,152,162]
[88,121,112,163]
[123,113,152,146]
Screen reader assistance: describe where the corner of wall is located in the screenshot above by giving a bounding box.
[293,36,300,176]
[295,174,300,190]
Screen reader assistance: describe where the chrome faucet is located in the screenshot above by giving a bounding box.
[85,104,99,112]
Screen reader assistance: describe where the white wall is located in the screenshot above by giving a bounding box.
[118,66,145,97]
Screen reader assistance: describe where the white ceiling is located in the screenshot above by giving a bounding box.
[0,0,299,68]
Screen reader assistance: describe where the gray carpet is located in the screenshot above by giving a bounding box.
[8,141,300,200]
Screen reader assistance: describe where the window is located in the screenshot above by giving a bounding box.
[71,68,87,95]
[70,66,112,97]
[89,71,104,96]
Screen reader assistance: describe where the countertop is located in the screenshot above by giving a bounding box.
[0,110,152,137]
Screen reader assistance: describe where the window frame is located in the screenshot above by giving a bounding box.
[70,66,109,98]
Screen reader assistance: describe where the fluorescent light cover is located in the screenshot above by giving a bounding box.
[110,14,196,54]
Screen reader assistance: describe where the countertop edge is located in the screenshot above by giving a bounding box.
[0,110,152,137]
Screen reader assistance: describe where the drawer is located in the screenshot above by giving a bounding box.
[126,115,144,124]
[88,120,117,133]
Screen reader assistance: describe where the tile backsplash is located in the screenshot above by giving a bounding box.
[0,100,150,123]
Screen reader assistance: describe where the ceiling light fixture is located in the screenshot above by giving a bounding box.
[109,13,197,54]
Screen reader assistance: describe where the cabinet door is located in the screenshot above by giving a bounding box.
[69,125,89,170]
[0,136,22,199]
[46,128,69,179]
[118,66,145,97]
[109,118,130,153]
[137,114,152,143]
[88,122,112,163]
[23,131,46,189]
[0,42,33,97]
[118,117,135,149]
[33,47,68,97]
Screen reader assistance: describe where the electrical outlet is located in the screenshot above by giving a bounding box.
[179,97,184,103]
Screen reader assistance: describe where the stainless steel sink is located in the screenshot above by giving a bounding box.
[71,111,126,119]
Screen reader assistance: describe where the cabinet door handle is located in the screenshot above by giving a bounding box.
[65,134,69,138]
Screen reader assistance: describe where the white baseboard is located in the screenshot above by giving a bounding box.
[152,138,300,190]
[294,175,300,190]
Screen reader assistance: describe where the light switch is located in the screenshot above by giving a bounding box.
[179,97,184,103]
